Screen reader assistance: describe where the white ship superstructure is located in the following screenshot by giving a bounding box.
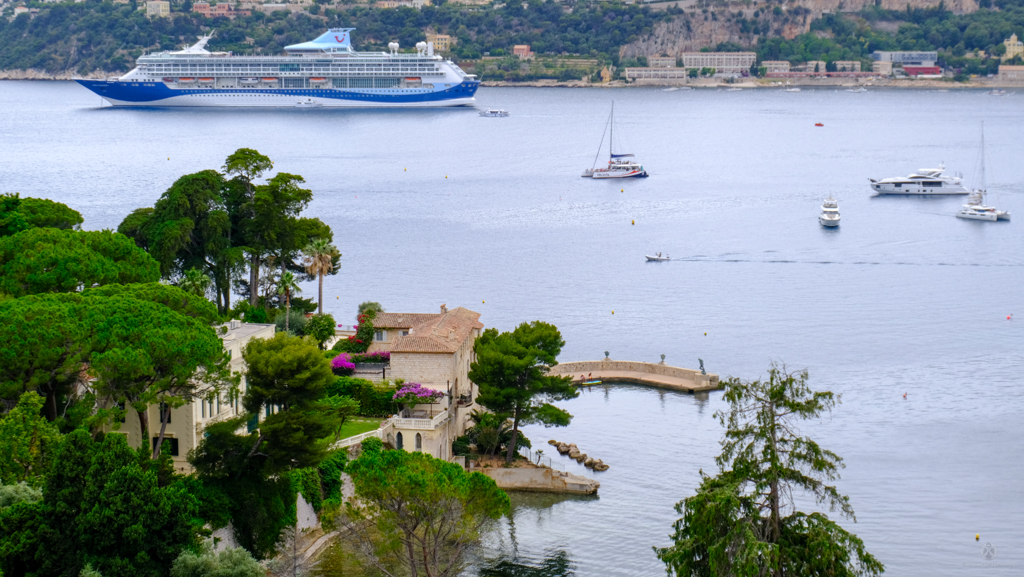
[869,164,970,195]
[76,29,478,107]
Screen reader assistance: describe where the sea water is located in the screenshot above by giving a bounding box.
[1,81,1022,576]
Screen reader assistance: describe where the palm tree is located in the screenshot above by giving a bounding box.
[179,267,212,298]
[301,238,340,315]
[277,271,300,333]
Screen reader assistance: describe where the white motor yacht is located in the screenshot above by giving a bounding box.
[479,109,509,117]
[869,164,970,195]
[846,87,867,93]
[646,252,671,261]
[784,87,801,92]
[819,197,840,227]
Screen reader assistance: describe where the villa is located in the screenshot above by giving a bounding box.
[367,305,483,459]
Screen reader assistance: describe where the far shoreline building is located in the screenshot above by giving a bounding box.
[681,52,756,75]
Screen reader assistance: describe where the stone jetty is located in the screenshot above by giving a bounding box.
[549,439,609,471]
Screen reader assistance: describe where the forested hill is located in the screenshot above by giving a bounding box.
[2,0,1023,79]
[0,0,668,76]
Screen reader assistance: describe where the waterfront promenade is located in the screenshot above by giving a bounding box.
[551,359,720,393]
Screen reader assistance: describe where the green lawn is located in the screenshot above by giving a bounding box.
[336,418,384,441]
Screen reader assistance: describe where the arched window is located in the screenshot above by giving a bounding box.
[415,433,422,451]
[396,432,404,450]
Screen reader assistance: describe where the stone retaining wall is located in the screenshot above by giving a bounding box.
[477,467,600,495]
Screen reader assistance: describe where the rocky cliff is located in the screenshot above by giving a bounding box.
[621,0,979,59]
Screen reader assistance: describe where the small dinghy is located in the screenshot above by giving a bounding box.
[479,109,509,117]
[646,252,671,262]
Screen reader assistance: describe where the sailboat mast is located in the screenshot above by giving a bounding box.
[609,101,614,159]
[978,121,986,194]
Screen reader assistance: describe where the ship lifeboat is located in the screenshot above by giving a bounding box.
[178,77,195,82]
[261,78,278,82]
[162,77,175,83]
[404,77,421,81]
[309,77,327,82]
[198,77,214,82]
[239,78,258,84]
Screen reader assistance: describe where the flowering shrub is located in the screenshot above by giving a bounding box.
[331,353,356,376]
[350,351,390,364]
[392,383,445,406]
[331,311,376,354]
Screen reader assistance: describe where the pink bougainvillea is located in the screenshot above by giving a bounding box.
[393,383,445,405]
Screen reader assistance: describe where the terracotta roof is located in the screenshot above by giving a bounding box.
[372,312,442,329]
[388,307,483,354]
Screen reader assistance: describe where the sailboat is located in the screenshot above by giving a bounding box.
[957,122,1010,222]
[582,102,649,179]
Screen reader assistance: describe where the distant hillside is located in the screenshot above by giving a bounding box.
[1,0,1021,81]
[0,0,668,77]
[620,0,1024,77]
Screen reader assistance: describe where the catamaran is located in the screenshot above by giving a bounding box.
[957,123,1010,222]
[75,28,479,108]
[582,102,649,179]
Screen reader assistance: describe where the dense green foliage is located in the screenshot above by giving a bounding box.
[755,7,1024,75]
[187,334,340,558]
[0,193,82,236]
[0,430,204,577]
[0,286,232,440]
[462,410,530,457]
[654,366,883,577]
[326,376,397,418]
[469,321,576,463]
[0,393,62,487]
[170,545,264,577]
[0,227,160,297]
[305,313,337,350]
[335,437,510,577]
[0,482,42,510]
[118,169,240,313]
[82,281,221,325]
[0,1,666,74]
[121,149,333,315]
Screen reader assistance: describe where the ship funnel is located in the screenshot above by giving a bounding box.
[415,41,427,55]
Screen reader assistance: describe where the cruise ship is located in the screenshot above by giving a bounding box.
[75,28,479,107]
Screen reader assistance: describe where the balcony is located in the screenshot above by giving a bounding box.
[393,407,449,430]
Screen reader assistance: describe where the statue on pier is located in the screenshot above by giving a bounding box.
[698,358,705,375]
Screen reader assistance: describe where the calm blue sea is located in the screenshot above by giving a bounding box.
[1,81,1022,576]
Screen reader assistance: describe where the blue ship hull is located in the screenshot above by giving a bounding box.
[76,79,480,107]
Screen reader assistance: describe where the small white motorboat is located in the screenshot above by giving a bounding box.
[646,253,671,262]
[819,197,840,227]
[846,87,867,93]
[294,99,321,108]
[988,89,1006,96]
[784,87,802,92]
[726,87,742,92]
[479,109,509,117]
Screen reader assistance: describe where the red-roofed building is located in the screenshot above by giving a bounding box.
[366,304,484,459]
[902,66,942,77]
